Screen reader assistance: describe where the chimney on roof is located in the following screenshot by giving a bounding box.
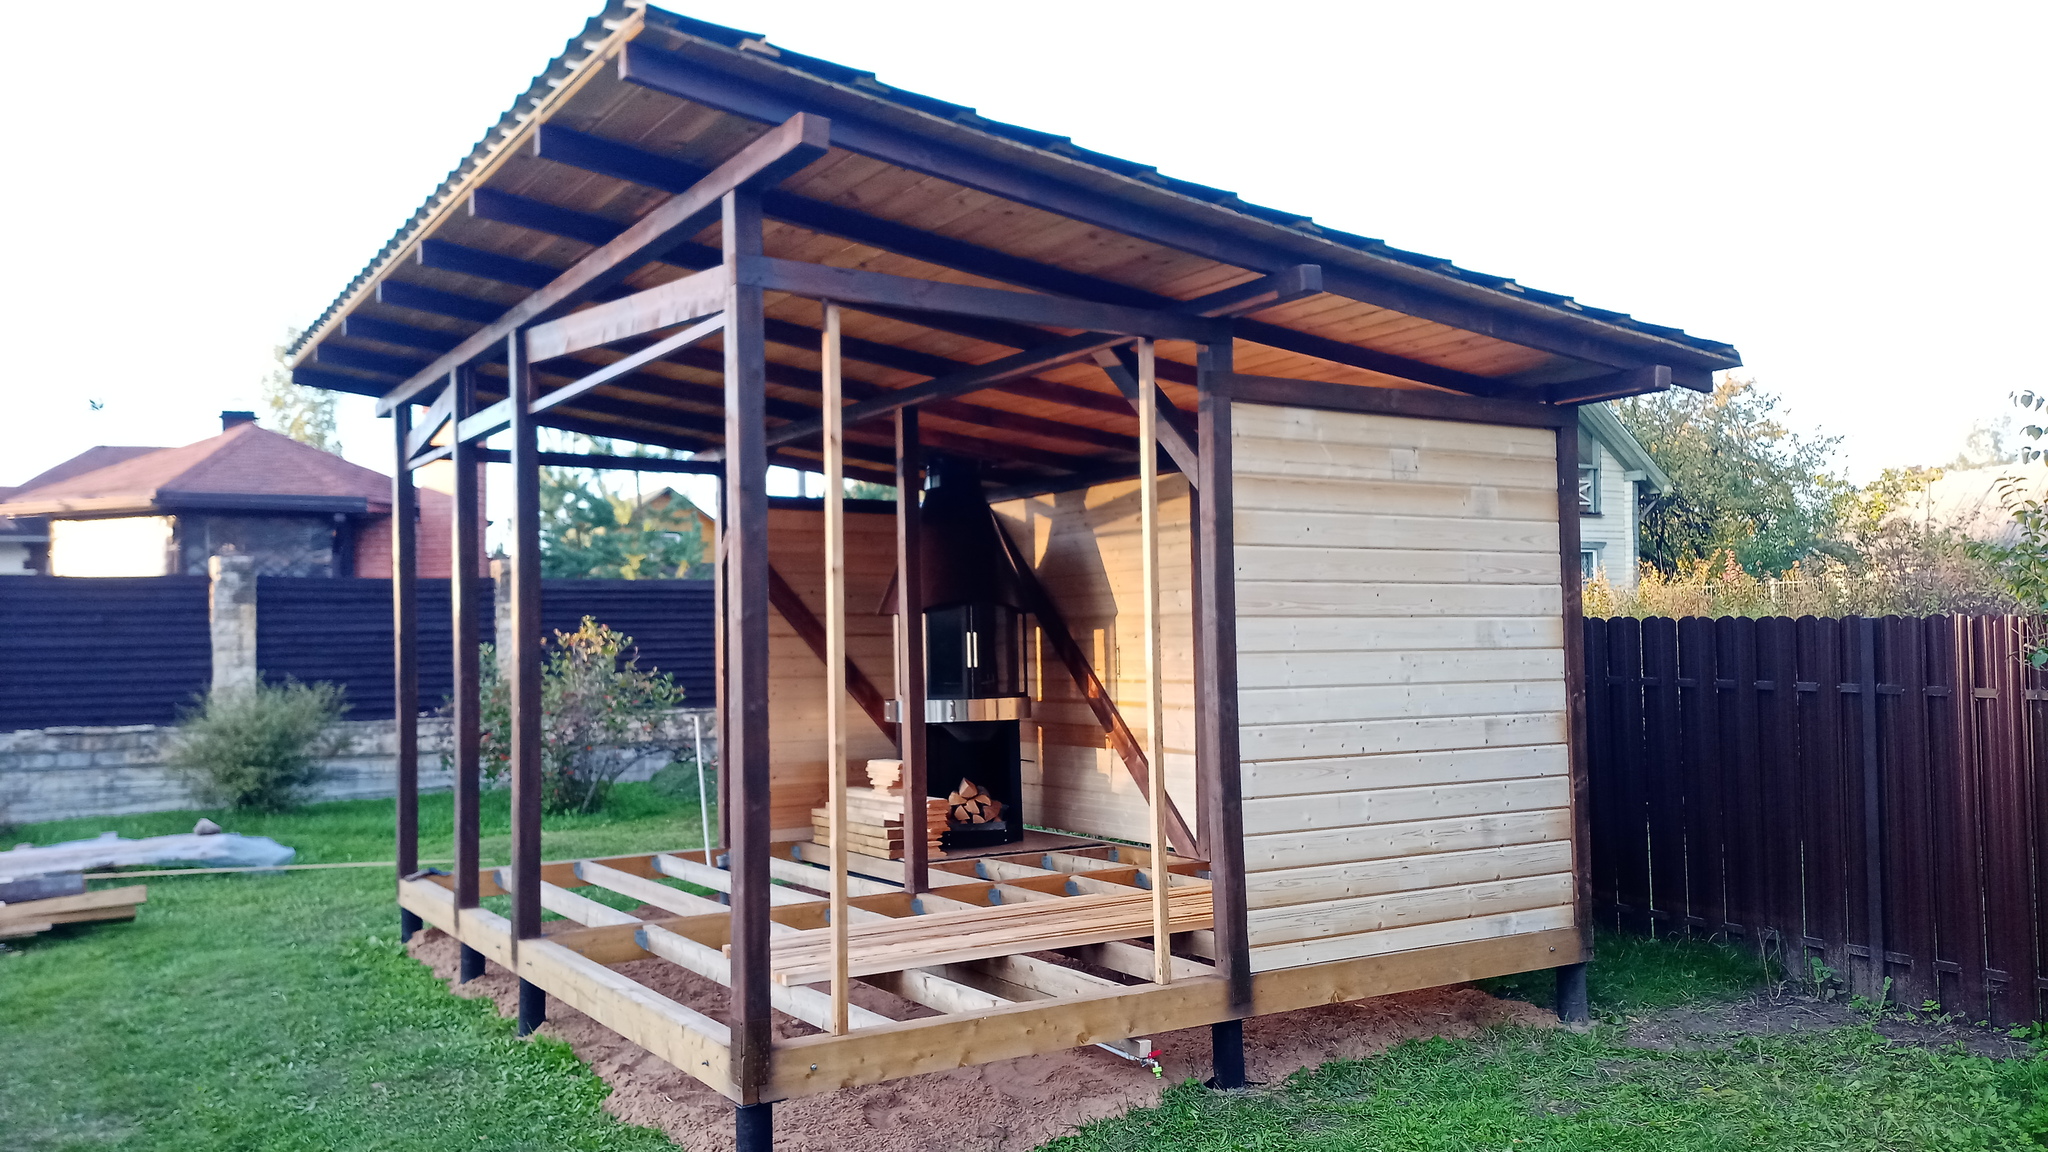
[221,410,257,431]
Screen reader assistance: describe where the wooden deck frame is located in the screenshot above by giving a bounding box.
[397,844,1582,1103]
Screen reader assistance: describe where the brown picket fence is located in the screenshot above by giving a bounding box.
[1586,614,2046,1024]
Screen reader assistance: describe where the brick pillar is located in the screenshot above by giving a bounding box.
[491,556,515,658]
[208,552,259,695]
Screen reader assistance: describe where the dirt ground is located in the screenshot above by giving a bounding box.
[409,929,1556,1152]
[1617,984,2036,1060]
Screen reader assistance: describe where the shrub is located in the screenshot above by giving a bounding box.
[1588,546,2018,620]
[169,679,352,811]
[474,617,684,814]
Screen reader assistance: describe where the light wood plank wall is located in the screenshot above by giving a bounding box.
[992,477,1198,843]
[766,507,899,836]
[1231,402,1577,973]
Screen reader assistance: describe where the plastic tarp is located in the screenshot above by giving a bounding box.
[0,832,296,879]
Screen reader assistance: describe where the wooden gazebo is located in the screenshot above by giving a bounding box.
[290,4,1741,1146]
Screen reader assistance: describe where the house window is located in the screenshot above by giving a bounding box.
[1578,462,1601,515]
[1581,547,1603,580]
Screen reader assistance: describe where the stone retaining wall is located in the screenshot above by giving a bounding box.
[0,709,717,826]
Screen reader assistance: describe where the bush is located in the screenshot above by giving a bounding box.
[170,680,352,811]
[474,617,684,814]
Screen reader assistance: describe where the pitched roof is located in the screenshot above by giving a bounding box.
[1580,405,1673,495]
[14,445,163,493]
[0,423,394,518]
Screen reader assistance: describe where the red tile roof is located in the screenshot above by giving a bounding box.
[0,424,395,518]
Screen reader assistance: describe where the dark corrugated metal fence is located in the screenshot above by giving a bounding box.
[256,577,714,720]
[1588,614,2046,1025]
[0,577,213,728]
[537,579,714,708]
[256,579,481,721]
[0,578,713,730]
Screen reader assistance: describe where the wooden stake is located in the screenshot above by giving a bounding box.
[823,302,850,1034]
[1138,339,1171,986]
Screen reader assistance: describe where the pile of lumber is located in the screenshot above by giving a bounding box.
[946,777,1003,826]
[809,759,946,861]
[0,873,147,941]
[769,886,1214,983]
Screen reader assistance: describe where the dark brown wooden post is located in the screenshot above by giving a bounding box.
[1555,419,1593,1022]
[895,408,929,892]
[391,402,421,943]
[1194,337,1250,1083]
[507,331,546,1035]
[450,366,485,983]
[722,187,774,1118]
[1857,616,1887,1001]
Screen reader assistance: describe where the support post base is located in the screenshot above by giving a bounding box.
[736,1101,772,1152]
[1555,962,1590,1024]
[517,979,547,1036]
[459,944,485,984]
[1207,1018,1246,1089]
[399,908,422,943]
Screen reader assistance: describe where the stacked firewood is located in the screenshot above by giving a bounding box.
[808,760,947,860]
[947,778,1003,826]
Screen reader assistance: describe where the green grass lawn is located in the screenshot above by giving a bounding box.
[1050,932,2048,1152]
[1,785,704,1152]
[8,790,2046,1151]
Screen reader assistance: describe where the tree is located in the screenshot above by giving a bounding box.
[260,328,341,453]
[1613,377,1851,576]
[538,434,707,578]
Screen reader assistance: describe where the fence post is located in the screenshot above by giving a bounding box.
[1856,617,1888,1001]
[207,552,258,695]
[490,556,515,658]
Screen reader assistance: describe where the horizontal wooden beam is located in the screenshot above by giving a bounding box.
[377,279,505,323]
[316,342,431,379]
[1178,266,1322,317]
[755,332,1126,452]
[522,266,727,363]
[342,315,464,354]
[1543,364,1674,405]
[467,448,725,476]
[1210,372,1573,429]
[460,175,1528,404]
[738,257,1230,343]
[530,315,726,415]
[374,112,831,415]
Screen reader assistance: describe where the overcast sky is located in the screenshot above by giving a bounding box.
[3,0,2041,492]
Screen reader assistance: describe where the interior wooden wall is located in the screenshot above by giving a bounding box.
[766,506,900,837]
[1230,402,1577,973]
[992,477,1198,844]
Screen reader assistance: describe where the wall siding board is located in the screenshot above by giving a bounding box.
[1232,401,1574,973]
[992,476,1199,844]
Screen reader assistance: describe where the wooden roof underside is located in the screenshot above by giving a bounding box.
[290,6,1741,488]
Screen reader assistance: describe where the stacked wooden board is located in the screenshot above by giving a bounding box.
[809,759,946,860]
[0,877,147,940]
[811,788,947,859]
[768,886,1214,983]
